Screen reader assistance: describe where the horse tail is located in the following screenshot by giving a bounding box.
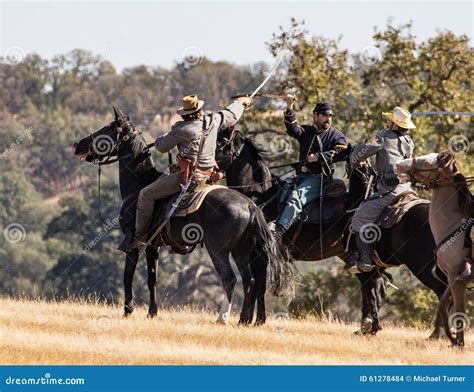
[249,202,296,297]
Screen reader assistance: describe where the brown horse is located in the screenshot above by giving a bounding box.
[394,151,472,347]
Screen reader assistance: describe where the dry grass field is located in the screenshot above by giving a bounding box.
[0,297,472,365]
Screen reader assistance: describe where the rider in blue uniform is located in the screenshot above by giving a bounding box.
[272,94,349,238]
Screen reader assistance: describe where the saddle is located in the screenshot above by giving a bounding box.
[375,190,429,229]
[276,177,347,224]
[149,184,227,246]
[119,184,226,251]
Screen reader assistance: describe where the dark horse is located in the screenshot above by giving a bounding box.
[216,128,448,337]
[73,108,292,325]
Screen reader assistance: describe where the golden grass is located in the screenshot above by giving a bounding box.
[0,297,471,365]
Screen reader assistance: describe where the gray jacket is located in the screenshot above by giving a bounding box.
[351,128,414,190]
[155,101,245,168]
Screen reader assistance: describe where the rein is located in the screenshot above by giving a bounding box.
[407,155,474,189]
[89,122,155,229]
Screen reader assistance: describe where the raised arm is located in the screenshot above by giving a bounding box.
[282,93,303,141]
[216,97,252,130]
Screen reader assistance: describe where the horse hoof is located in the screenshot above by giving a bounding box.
[147,312,157,319]
[360,318,373,334]
[216,318,229,325]
[254,319,266,326]
[427,332,441,341]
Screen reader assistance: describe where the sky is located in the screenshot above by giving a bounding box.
[0,0,472,71]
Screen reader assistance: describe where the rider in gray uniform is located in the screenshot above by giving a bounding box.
[123,94,252,253]
[346,107,416,273]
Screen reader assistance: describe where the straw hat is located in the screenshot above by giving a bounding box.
[382,106,416,129]
[177,94,205,115]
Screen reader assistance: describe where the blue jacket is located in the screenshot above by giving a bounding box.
[284,109,349,174]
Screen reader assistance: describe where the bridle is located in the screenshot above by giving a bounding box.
[88,118,138,166]
[216,128,245,171]
[85,117,153,228]
[406,154,460,189]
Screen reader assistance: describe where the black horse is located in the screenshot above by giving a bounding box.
[73,108,292,325]
[216,128,448,337]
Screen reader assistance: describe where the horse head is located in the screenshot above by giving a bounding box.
[393,151,459,188]
[74,107,138,163]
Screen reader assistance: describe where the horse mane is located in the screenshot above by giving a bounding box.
[453,170,472,217]
[241,134,273,184]
[129,133,160,176]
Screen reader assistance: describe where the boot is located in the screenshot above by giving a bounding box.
[355,231,374,272]
[344,250,361,274]
[455,258,474,284]
[119,231,147,253]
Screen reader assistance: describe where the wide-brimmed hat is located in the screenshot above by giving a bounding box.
[177,94,205,115]
[382,106,416,129]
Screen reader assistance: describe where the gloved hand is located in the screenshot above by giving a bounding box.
[236,96,253,108]
[284,93,297,110]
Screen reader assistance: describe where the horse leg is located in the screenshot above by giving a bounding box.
[251,247,267,326]
[232,240,259,325]
[237,258,255,326]
[145,247,159,318]
[123,250,139,317]
[449,276,467,348]
[438,287,458,345]
[209,251,237,325]
[354,271,377,335]
[405,262,447,339]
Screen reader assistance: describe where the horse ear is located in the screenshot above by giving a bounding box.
[437,151,452,167]
[112,106,120,121]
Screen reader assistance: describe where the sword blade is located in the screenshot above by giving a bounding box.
[249,50,288,99]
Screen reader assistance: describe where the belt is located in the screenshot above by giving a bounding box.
[192,166,214,177]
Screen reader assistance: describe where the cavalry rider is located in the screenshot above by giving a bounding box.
[346,107,416,273]
[272,94,349,238]
[123,94,253,253]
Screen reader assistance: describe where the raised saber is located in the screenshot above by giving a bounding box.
[231,92,287,100]
[248,50,288,99]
